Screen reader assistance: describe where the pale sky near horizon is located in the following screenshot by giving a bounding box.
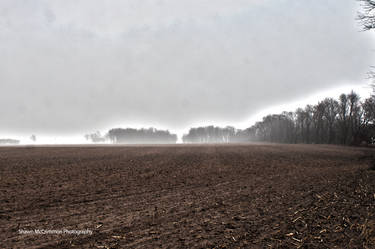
[0,0,374,143]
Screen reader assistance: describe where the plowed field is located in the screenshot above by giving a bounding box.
[1,144,374,248]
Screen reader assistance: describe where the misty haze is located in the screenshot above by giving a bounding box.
[1,0,375,248]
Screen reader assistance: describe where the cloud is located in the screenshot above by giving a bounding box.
[0,0,374,135]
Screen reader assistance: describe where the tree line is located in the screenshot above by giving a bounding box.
[0,139,20,145]
[245,91,375,145]
[84,90,375,145]
[182,126,249,143]
[181,91,375,145]
[85,128,178,144]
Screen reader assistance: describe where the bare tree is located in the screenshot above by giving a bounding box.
[358,0,375,31]
[358,1,375,93]
[338,94,349,144]
[313,101,326,144]
[30,134,36,142]
[363,97,375,124]
[322,98,339,144]
[85,131,106,143]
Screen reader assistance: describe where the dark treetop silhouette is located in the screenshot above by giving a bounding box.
[107,128,177,144]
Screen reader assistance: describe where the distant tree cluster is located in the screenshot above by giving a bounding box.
[107,128,177,144]
[246,91,375,145]
[30,134,36,142]
[0,139,20,145]
[182,126,251,143]
[183,126,233,143]
[84,131,106,143]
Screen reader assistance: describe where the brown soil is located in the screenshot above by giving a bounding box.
[0,144,374,248]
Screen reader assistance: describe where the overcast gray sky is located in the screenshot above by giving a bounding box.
[0,0,374,141]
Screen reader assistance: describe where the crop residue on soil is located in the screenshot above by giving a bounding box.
[0,144,374,248]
